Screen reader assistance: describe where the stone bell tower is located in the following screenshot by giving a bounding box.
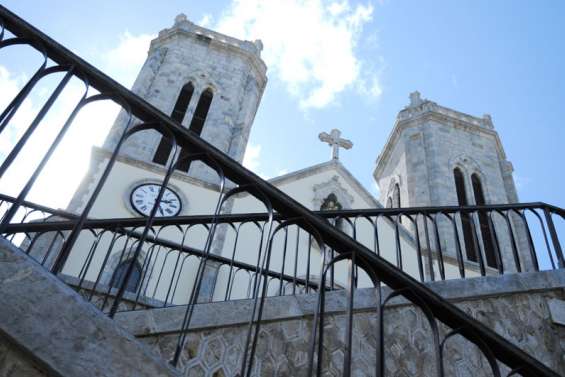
[373,92,529,273]
[374,91,519,209]
[103,14,268,183]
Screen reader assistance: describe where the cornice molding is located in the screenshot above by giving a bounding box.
[150,20,268,89]
[373,102,507,180]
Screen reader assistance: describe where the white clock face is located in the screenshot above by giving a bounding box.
[130,183,182,217]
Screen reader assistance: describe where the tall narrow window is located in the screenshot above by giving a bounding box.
[189,88,213,136]
[153,82,194,165]
[393,184,401,208]
[176,88,214,172]
[454,168,477,262]
[110,259,142,293]
[393,184,402,223]
[472,174,497,268]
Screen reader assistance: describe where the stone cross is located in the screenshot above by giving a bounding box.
[318,128,353,160]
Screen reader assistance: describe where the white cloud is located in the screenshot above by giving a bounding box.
[243,142,262,173]
[103,31,155,87]
[357,73,383,98]
[216,0,379,109]
[0,64,120,211]
[199,14,213,27]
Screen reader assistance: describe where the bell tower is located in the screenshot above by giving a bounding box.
[103,14,267,183]
[373,92,529,273]
[374,91,519,209]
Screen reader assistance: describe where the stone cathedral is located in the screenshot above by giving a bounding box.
[1,9,564,377]
[65,13,527,289]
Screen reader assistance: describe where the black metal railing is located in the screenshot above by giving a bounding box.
[0,5,563,376]
[3,193,563,306]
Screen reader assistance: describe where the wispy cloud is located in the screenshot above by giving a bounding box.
[0,64,120,210]
[102,31,155,87]
[243,142,262,173]
[199,14,213,27]
[216,0,380,109]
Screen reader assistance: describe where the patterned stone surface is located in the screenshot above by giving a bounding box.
[137,289,565,376]
[0,336,49,377]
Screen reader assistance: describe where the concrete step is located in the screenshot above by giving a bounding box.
[0,238,179,377]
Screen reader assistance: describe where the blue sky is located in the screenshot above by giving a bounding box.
[1,0,564,209]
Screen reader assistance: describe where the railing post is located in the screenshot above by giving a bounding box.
[543,208,564,269]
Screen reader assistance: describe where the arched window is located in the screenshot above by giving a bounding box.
[393,184,401,208]
[110,259,142,293]
[153,82,195,166]
[321,193,344,230]
[392,184,402,223]
[454,168,477,262]
[472,174,497,268]
[189,88,213,136]
[176,88,214,172]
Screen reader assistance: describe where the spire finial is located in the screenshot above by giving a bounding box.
[175,13,188,25]
[409,91,423,107]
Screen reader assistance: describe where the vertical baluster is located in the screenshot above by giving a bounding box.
[423,214,435,282]
[544,207,564,268]
[342,250,355,377]
[486,211,504,274]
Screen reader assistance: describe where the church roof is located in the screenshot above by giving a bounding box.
[269,159,380,208]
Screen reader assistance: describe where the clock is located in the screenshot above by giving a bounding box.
[130,183,182,217]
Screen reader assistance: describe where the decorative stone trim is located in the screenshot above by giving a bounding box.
[374,103,507,180]
[312,176,354,210]
[150,16,267,88]
[115,269,565,336]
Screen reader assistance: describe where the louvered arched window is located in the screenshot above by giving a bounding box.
[153,82,195,166]
[189,88,213,136]
[175,88,214,172]
[454,168,477,262]
[472,174,497,268]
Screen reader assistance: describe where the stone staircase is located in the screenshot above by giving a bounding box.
[3,236,564,376]
[0,238,178,377]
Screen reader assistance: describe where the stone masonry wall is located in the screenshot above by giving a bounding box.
[374,95,531,273]
[117,270,565,377]
[0,333,51,377]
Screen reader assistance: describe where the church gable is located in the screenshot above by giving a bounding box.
[269,160,379,211]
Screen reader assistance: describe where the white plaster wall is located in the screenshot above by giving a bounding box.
[63,154,223,305]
